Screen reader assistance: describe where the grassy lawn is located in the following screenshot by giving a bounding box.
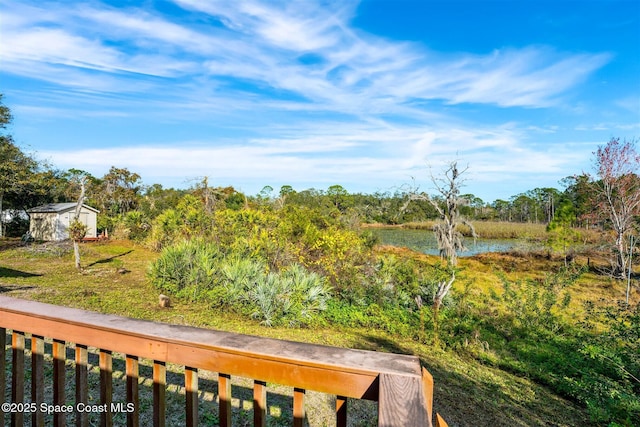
[0,238,620,426]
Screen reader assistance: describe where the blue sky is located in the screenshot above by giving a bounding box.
[1,0,638,202]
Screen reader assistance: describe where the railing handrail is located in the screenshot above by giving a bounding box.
[0,295,440,426]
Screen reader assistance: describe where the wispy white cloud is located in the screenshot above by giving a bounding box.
[0,0,611,111]
[0,0,620,200]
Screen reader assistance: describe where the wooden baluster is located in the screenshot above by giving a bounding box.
[0,328,5,427]
[11,330,25,427]
[422,367,434,427]
[185,366,198,427]
[293,388,305,427]
[125,355,139,427]
[31,335,45,427]
[153,361,166,427]
[75,344,88,427]
[218,373,231,427]
[52,339,66,427]
[253,380,267,427]
[336,396,347,427]
[100,349,113,427]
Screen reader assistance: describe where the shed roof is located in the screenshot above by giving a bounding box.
[27,203,99,214]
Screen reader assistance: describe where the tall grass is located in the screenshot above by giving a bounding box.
[403,220,547,239]
[399,220,606,242]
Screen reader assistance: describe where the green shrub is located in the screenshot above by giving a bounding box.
[147,239,221,299]
[148,240,332,326]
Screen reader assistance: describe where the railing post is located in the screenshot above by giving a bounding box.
[293,387,305,427]
[11,330,25,427]
[218,373,231,427]
[336,396,347,427]
[126,355,139,427]
[31,335,45,427]
[185,366,198,427]
[153,361,166,427]
[75,344,88,427]
[52,339,66,427]
[100,349,113,427]
[253,380,267,427]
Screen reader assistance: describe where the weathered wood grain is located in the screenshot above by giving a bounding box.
[378,372,431,427]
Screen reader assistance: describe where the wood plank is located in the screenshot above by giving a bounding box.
[253,380,266,427]
[11,330,25,427]
[336,396,347,427]
[293,388,305,427]
[218,373,231,427]
[0,328,5,427]
[31,335,45,427]
[153,361,166,427]
[125,355,139,427]
[378,373,431,427]
[52,339,66,427]
[100,349,113,427]
[185,366,198,427]
[75,344,89,427]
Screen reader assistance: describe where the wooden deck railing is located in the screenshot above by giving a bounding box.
[0,295,448,427]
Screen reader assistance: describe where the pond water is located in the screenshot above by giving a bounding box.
[369,228,538,257]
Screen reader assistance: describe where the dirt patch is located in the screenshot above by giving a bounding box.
[0,238,24,252]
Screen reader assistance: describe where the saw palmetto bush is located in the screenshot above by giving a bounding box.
[148,239,332,326]
[147,238,221,299]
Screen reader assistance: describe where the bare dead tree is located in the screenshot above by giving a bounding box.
[70,175,88,271]
[405,161,477,343]
[406,161,477,266]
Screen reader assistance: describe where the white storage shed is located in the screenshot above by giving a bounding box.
[27,203,99,241]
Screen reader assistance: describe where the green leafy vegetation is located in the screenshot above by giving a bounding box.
[137,190,638,425]
[148,239,331,326]
[1,96,639,425]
